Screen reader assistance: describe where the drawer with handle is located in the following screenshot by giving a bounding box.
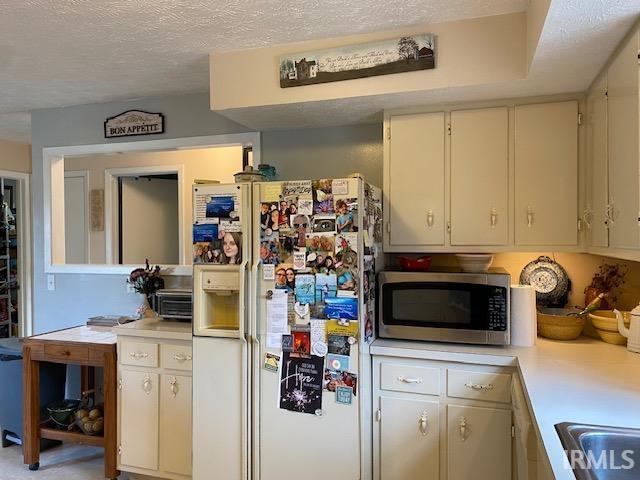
[161,344,193,371]
[44,344,89,363]
[120,340,158,368]
[447,369,511,403]
[380,362,440,396]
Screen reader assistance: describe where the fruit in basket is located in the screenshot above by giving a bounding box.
[75,409,89,420]
[92,418,104,432]
[89,408,102,420]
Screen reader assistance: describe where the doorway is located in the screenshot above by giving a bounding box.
[0,171,31,338]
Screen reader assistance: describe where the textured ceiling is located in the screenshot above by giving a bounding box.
[0,0,528,141]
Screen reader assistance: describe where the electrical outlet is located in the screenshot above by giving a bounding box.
[47,274,55,291]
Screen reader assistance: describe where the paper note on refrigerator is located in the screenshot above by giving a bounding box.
[266,289,289,348]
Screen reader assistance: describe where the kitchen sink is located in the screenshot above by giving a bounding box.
[556,423,640,479]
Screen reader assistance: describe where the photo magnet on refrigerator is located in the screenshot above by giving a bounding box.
[264,353,281,372]
[335,386,353,405]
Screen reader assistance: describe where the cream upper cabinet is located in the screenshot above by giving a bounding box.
[450,107,509,245]
[515,101,579,246]
[447,404,512,480]
[587,73,609,248]
[607,29,640,250]
[384,112,445,250]
[378,395,440,480]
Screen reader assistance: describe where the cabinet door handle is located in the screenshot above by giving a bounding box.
[172,353,192,362]
[169,377,178,397]
[490,207,498,228]
[459,416,468,441]
[142,375,152,394]
[582,208,593,229]
[398,375,423,384]
[427,209,434,228]
[418,411,428,436]
[606,203,615,225]
[465,382,494,391]
[130,352,149,360]
[527,206,534,227]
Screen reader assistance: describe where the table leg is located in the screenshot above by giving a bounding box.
[81,365,95,396]
[103,350,119,479]
[22,345,40,471]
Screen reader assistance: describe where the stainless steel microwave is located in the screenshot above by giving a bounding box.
[378,269,510,345]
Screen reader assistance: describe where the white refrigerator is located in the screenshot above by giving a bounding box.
[193,177,383,480]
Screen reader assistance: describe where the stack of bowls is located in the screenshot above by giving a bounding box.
[588,310,630,345]
[537,308,585,340]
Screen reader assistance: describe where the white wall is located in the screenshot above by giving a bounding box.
[0,139,31,173]
[261,124,382,186]
[211,13,527,110]
[31,93,252,333]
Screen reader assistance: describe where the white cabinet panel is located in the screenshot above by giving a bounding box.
[119,369,159,471]
[587,73,609,247]
[447,404,511,480]
[160,374,192,476]
[386,112,445,248]
[608,30,640,250]
[450,107,509,245]
[515,101,579,245]
[379,395,439,480]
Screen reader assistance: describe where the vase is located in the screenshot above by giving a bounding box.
[138,295,157,319]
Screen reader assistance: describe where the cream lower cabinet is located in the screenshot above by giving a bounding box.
[373,356,512,480]
[117,335,193,480]
[119,369,159,470]
[447,404,511,480]
[379,395,440,479]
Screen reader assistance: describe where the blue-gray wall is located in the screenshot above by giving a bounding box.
[31,93,382,333]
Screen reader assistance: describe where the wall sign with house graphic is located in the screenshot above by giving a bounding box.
[279,34,435,88]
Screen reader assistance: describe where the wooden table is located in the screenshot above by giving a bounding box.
[22,326,119,479]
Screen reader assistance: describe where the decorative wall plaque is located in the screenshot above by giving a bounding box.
[279,34,435,88]
[90,189,104,232]
[104,110,164,138]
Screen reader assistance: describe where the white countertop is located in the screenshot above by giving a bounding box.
[371,337,640,480]
[31,325,116,344]
[113,317,193,341]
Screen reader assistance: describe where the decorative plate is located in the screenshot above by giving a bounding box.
[519,256,571,307]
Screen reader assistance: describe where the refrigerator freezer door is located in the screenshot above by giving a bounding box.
[193,336,249,480]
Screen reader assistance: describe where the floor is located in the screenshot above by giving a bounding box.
[0,442,128,480]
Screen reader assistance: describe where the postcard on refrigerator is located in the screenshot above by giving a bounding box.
[279,353,324,415]
[295,274,316,305]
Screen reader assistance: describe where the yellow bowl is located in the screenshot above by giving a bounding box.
[588,310,630,333]
[594,328,628,345]
[537,309,585,341]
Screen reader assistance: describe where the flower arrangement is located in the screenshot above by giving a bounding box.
[584,263,628,308]
[127,259,165,298]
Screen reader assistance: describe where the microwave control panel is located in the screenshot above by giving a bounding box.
[487,288,508,331]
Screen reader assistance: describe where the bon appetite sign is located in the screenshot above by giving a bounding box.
[104,110,164,138]
[279,34,435,88]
